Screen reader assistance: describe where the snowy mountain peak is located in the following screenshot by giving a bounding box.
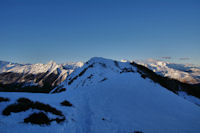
[87,57,113,64]
[75,62,84,67]
[156,61,167,66]
[121,59,128,62]
[0,60,21,73]
[66,57,136,89]
[47,60,57,66]
[0,60,83,92]
[86,57,131,68]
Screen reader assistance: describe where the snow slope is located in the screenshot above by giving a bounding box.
[136,59,200,84]
[0,57,200,133]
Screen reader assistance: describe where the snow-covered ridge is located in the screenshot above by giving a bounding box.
[136,59,200,84]
[59,57,200,106]
[1,57,200,133]
[66,57,136,89]
[0,60,22,73]
[1,57,200,105]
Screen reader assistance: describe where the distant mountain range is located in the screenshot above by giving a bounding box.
[136,59,200,84]
[0,60,83,93]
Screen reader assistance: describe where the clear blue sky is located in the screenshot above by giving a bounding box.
[0,0,200,64]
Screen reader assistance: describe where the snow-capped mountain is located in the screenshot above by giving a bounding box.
[0,60,22,73]
[60,57,200,105]
[136,59,200,84]
[0,57,200,133]
[0,58,200,105]
[66,57,136,89]
[0,60,83,93]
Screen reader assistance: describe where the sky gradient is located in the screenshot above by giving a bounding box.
[0,0,200,64]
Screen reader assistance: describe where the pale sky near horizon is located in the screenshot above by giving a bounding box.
[0,0,200,64]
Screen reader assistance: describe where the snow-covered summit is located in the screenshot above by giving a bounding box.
[0,60,22,73]
[66,57,135,89]
[63,61,84,70]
